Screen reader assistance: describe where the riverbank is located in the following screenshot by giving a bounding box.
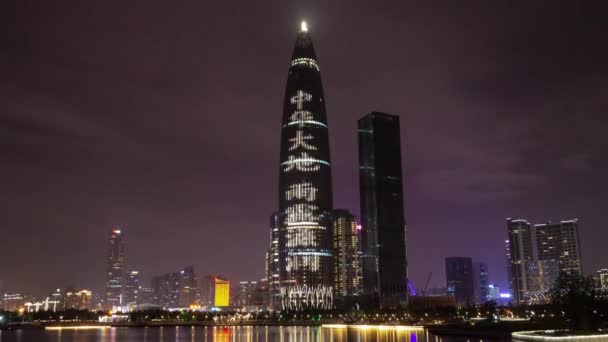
[2,320,326,330]
[427,320,566,339]
[1,318,573,341]
[512,330,608,341]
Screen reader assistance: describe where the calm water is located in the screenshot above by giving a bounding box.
[0,326,509,342]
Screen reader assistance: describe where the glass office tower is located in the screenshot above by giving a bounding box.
[358,112,408,308]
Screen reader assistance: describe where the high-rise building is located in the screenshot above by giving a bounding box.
[200,275,231,308]
[238,281,258,306]
[472,262,489,303]
[199,275,215,307]
[596,269,608,290]
[526,259,559,304]
[505,240,512,294]
[64,289,92,310]
[275,22,334,311]
[137,287,154,305]
[152,266,198,309]
[49,289,64,311]
[506,218,533,304]
[179,266,198,307]
[256,278,270,308]
[332,209,362,298]
[124,270,140,308]
[267,212,280,310]
[445,257,475,306]
[104,228,125,310]
[358,112,408,308]
[2,293,24,311]
[535,219,583,279]
[237,280,269,309]
[152,272,181,309]
[214,277,230,307]
[488,284,500,301]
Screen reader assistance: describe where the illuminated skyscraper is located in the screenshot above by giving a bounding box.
[276,21,334,310]
[535,219,583,279]
[124,270,140,308]
[506,218,533,304]
[267,212,280,309]
[332,209,362,298]
[358,112,408,308]
[104,228,125,310]
[505,240,511,293]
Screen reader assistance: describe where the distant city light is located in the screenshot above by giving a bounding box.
[499,293,511,299]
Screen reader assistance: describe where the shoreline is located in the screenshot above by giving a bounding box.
[3,321,429,331]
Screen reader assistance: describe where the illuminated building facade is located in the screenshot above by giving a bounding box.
[276,22,334,311]
[64,289,92,310]
[50,289,64,311]
[535,219,583,279]
[332,209,362,298]
[488,284,500,300]
[214,277,230,307]
[1,293,24,311]
[445,257,475,306]
[596,269,608,290]
[104,228,125,310]
[267,212,280,309]
[505,240,512,294]
[506,218,533,304]
[526,259,559,304]
[200,275,230,308]
[358,112,408,308]
[124,270,140,308]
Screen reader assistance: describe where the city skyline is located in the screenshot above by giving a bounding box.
[1,1,607,297]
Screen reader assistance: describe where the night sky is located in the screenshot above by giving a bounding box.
[1,1,607,296]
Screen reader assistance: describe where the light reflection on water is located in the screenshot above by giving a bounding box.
[0,325,504,342]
